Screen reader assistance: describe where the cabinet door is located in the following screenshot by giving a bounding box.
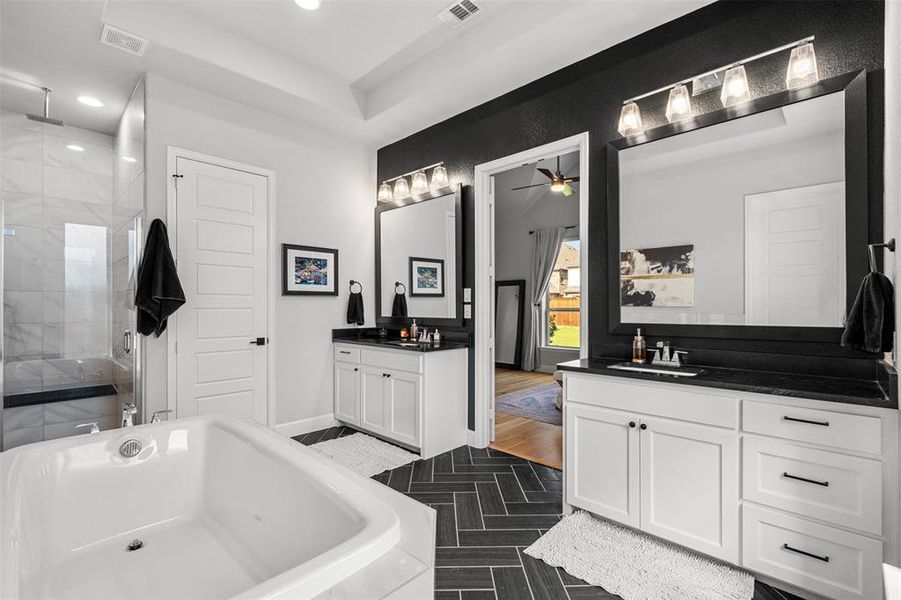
[639,416,739,562]
[361,366,388,434]
[565,403,639,528]
[334,362,360,424]
[385,370,421,447]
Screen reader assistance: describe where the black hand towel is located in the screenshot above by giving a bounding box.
[136,219,186,337]
[346,291,365,326]
[391,291,408,318]
[841,271,894,353]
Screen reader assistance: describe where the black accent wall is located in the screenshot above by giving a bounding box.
[376,1,886,416]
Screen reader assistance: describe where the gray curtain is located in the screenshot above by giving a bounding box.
[522,227,564,371]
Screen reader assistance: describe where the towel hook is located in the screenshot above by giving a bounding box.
[394,281,407,295]
[868,238,896,273]
[349,280,363,294]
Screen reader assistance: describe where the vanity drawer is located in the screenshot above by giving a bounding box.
[742,504,881,600]
[361,348,423,373]
[334,345,361,364]
[742,400,882,455]
[742,438,882,535]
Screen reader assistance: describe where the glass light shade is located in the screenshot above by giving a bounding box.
[411,171,429,195]
[430,165,449,190]
[294,0,320,9]
[377,182,393,202]
[665,84,693,122]
[617,102,643,137]
[720,65,751,107]
[786,42,819,89]
[550,180,565,193]
[393,177,410,200]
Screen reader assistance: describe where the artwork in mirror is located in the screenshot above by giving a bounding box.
[378,187,460,321]
[618,91,846,327]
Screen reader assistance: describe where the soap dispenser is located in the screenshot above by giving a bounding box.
[632,328,646,363]
[411,319,419,340]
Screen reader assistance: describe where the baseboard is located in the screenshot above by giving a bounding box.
[274,414,338,438]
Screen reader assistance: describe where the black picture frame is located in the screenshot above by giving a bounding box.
[409,257,445,297]
[282,243,339,296]
[606,70,868,343]
[375,184,464,327]
[495,280,525,370]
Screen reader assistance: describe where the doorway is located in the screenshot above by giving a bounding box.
[472,133,589,467]
[166,148,275,425]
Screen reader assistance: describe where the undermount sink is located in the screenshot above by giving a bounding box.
[607,362,702,377]
[392,341,430,348]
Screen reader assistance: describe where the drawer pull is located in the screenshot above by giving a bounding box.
[339,351,351,355]
[783,415,830,427]
[782,543,830,563]
[782,472,829,487]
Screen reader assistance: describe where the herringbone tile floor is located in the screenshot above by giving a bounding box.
[295,426,802,600]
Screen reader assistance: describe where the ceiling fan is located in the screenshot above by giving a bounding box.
[511,155,580,196]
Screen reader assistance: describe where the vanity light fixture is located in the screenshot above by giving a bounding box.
[430,165,449,190]
[720,65,751,107]
[66,144,85,152]
[77,95,104,108]
[664,84,692,122]
[378,182,393,203]
[786,42,819,89]
[617,102,643,137]
[393,177,410,200]
[410,171,429,195]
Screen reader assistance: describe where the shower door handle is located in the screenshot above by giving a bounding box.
[124,330,132,354]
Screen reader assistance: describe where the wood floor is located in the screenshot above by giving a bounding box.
[490,368,562,470]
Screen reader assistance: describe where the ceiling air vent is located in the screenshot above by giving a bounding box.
[100,24,149,57]
[438,0,481,29]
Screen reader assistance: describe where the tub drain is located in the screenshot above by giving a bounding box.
[126,539,144,552]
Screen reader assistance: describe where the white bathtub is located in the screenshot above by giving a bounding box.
[0,415,403,600]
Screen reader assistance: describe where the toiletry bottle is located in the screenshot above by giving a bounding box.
[632,328,646,363]
[411,319,419,340]
[400,327,409,340]
[433,329,441,344]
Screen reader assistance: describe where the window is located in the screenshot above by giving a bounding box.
[545,238,580,348]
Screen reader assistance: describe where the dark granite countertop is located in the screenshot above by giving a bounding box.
[333,337,469,352]
[557,357,896,409]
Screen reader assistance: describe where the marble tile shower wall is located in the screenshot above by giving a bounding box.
[1,109,115,395]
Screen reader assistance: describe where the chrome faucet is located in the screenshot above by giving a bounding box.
[122,403,137,428]
[652,341,688,367]
[150,410,173,423]
[74,422,100,434]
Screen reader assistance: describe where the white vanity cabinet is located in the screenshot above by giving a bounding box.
[563,371,899,600]
[333,342,467,458]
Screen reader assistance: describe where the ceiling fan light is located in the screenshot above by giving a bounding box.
[720,65,751,107]
[786,42,818,89]
[617,102,643,137]
[430,165,449,190]
[665,84,693,122]
[394,177,410,200]
[377,182,393,202]
[550,180,566,193]
[411,171,429,195]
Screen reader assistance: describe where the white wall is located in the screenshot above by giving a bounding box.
[143,75,375,431]
[493,166,580,371]
[887,0,900,361]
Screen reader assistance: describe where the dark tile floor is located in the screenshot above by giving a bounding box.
[296,426,802,600]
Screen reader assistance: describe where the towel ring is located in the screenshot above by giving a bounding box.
[349,280,363,294]
[868,238,896,273]
[394,281,407,295]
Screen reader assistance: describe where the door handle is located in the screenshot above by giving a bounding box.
[123,330,132,354]
[250,337,267,346]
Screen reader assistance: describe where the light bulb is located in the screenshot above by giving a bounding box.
[66,144,85,152]
[377,182,393,202]
[720,65,750,107]
[411,171,429,195]
[394,177,410,200]
[550,180,565,193]
[786,42,819,89]
[294,0,320,9]
[430,165,449,190]
[617,102,643,137]
[665,84,692,123]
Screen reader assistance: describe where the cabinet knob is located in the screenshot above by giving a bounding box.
[353,367,359,372]
[628,421,636,428]
[639,423,648,430]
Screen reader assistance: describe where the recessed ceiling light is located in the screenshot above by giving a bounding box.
[77,96,104,108]
[294,0,320,10]
[66,144,85,152]
[123,156,137,163]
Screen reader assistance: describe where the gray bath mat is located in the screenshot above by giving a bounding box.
[311,432,418,477]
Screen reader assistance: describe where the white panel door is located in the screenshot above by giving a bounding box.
[386,370,420,447]
[361,366,388,434]
[745,182,845,326]
[565,403,640,528]
[334,362,360,425]
[175,157,268,424]
[639,416,739,562]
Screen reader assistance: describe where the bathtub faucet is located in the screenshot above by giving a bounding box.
[122,403,137,428]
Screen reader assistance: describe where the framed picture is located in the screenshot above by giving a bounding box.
[283,244,339,296]
[409,257,445,297]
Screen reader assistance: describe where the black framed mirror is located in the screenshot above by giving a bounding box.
[375,183,464,327]
[607,70,868,342]
[495,280,525,370]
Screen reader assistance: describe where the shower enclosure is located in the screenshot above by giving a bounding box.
[0,79,145,450]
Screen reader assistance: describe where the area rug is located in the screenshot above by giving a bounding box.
[525,511,754,600]
[495,381,562,425]
[311,432,418,477]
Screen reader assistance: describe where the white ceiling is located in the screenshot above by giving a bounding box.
[0,0,710,145]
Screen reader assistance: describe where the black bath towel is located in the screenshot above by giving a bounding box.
[136,219,186,337]
[346,291,365,326]
[391,291,408,318]
[841,271,894,353]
